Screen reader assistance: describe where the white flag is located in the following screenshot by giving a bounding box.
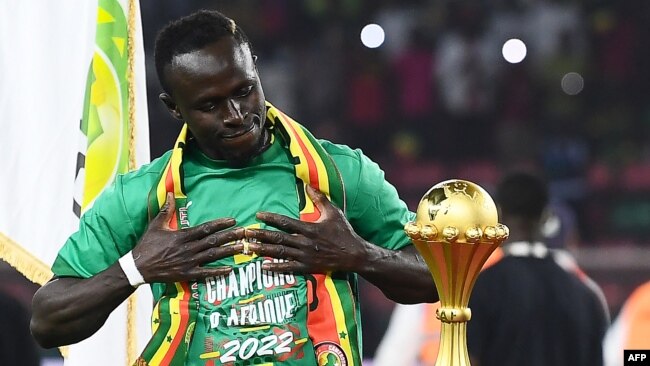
[0,1,152,365]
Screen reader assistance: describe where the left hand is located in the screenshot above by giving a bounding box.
[246,184,368,273]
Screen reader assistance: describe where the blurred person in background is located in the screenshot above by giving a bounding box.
[0,290,40,366]
[435,2,499,160]
[374,172,609,366]
[30,9,437,366]
[603,280,650,366]
[468,172,609,366]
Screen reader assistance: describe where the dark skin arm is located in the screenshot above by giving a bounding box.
[31,193,247,348]
[246,185,438,304]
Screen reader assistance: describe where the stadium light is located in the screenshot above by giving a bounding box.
[360,24,385,49]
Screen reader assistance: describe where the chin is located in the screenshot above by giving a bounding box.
[221,128,267,166]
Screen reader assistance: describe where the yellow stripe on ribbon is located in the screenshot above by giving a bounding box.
[156,163,169,209]
[280,113,330,194]
[272,110,331,215]
[156,124,189,206]
[150,283,185,364]
[324,275,355,365]
[170,150,186,200]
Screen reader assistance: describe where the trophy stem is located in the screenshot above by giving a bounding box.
[436,321,470,366]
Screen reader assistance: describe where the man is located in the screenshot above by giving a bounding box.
[30,10,436,366]
[374,172,609,366]
[0,291,40,366]
[466,172,609,366]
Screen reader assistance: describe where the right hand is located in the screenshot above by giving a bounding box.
[132,192,246,283]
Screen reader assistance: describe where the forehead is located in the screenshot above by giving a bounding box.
[166,38,255,89]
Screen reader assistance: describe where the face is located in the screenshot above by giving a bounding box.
[161,37,267,165]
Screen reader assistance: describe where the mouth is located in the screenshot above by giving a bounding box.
[220,114,261,139]
[221,124,255,139]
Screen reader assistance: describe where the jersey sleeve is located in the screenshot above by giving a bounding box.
[51,175,139,278]
[326,143,415,251]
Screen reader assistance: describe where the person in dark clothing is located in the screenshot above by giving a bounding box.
[0,291,40,366]
[467,172,609,366]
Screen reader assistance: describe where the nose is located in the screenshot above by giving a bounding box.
[223,99,244,126]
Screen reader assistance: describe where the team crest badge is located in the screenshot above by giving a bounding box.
[315,341,348,366]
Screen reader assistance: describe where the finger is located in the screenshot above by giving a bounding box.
[151,192,176,229]
[256,212,312,235]
[194,242,245,264]
[246,229,304,248]
[186,266,233,280]
[249,242,303,260]
[194,227,246,251]
[181,218,237,241]
[305,184,330,209]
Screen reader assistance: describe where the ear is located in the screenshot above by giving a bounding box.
[160,93,183,121]
[252,55,260,74]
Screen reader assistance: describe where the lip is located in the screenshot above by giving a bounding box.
[221,124,255,139]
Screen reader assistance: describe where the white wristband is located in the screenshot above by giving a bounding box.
[118,251,145,288]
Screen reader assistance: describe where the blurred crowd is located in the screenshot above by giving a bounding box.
[142,0,650,248]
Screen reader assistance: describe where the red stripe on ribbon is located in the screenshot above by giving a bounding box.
[163,167,179,229]
[278,111,320,191]
[306,274,341,344]
[160,282,191,365]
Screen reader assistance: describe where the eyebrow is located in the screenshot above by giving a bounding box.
[192,79,256,105]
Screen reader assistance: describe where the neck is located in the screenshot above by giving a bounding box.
[192,125,273,167]
[501,217,542,245]
[242,126,273,160]
[223,129,272,168]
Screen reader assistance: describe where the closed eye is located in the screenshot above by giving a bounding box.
[198,103,216,112]
[234,85,253,98]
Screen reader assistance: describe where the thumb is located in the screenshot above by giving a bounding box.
[306,184,329,210]
[153,192,176,229]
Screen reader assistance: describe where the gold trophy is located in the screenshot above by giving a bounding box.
[405,180,508,365]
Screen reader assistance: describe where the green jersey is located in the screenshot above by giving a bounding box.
[52,138,415,365]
